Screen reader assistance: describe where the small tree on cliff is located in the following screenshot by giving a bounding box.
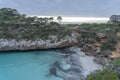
[49,17,54,23]
[57,16,62,24]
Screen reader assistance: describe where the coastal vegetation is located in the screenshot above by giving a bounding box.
[86,59,120,80]
[0,8,69,40]
[87,69,119,80]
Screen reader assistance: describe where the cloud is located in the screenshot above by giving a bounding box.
[0,0,120,17]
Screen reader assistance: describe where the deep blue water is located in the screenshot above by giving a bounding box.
[0,50,63,80]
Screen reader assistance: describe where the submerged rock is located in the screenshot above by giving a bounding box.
[49,67,57,76]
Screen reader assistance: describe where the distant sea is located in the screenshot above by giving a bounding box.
[29,15,109,24]
[61,22,107,24]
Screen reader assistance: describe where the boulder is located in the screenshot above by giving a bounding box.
[94,58,106,65]
[94,47,101,54]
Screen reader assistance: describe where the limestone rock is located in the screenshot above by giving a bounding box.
[0,34,78,51]
[108,15,120,24]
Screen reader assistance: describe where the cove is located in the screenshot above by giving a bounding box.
[0,50,63,80]
[0,47,103,80]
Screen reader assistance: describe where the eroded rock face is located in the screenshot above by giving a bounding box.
[0,34,78,51]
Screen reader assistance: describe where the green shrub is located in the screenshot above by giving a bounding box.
[87,69,119,80]
[100,38,117,51]
[108,59,120,78]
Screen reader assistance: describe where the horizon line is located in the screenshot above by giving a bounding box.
[29,15,109,23]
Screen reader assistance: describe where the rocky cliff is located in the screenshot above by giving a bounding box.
[0,34,79,51]
[108,15,120,23]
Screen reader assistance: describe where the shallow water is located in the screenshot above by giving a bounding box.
[0,47,103,80]
[0,51,63,80]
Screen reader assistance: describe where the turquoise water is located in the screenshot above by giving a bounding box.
[0,50,63,80]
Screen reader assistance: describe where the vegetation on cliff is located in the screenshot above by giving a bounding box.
[0,8,74,41]
[87,69,119,80]
[86,58,120,80]
[0,8,120,57]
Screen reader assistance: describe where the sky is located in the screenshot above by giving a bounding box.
[0,0,120,17]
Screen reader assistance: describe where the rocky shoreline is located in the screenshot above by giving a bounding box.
[80,43,108,66]
[49,47,104,80]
